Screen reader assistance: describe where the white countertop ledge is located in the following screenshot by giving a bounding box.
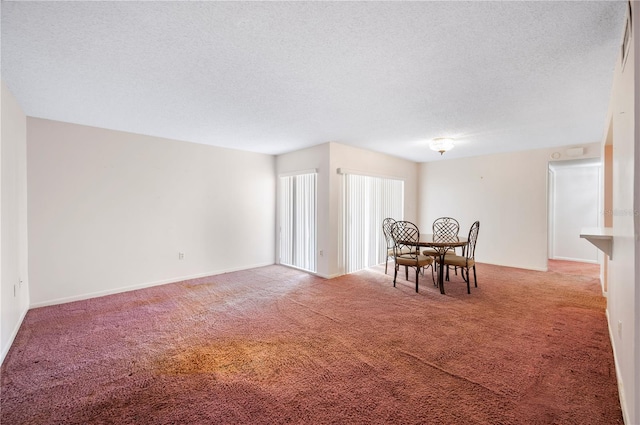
[580,227,613,259]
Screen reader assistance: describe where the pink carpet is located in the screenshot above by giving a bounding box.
[1,262,622,424]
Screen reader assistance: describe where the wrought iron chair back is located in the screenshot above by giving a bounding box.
[382,218,397,274]
[382,218,396,250]
[432,217,460,237]
[429,217,461,272]
[464,221,480,260]
[390,221,420,260]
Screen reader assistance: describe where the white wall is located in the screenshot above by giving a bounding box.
[276,142,419,278]
[603,2,638,423]
[549,160,601,262]
[1,81,30,364]
[418,144,600,271]
[28,118,276,306]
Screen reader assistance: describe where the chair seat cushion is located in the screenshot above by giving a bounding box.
[395,254,433,267]
[438,254,475,268]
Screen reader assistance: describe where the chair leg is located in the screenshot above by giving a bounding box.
[473,265,477,287]
[466,273,471,294]
[415,267,419,292]
[393,264,398,287]
[405,266,409,280]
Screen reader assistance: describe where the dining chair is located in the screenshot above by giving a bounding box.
[382,218,417,274]
[390,221,433,292]
[423,216,460,279]
[437,221,480,294]
[423,216,460,257]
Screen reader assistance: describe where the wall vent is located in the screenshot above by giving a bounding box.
[566,147,585,157]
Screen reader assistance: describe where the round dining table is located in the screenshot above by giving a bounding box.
[417,234,468,294]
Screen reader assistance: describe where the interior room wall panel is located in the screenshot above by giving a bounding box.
[27,118,276,307]
[1,81,30,364]
[418,143,600,271]
[276,142,418,278]
[276,143,330,276]
[603,2,638,421]
[329,142,419,277]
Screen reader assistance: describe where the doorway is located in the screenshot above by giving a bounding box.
[548,158,602,263]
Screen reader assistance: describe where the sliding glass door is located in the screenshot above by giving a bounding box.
[344,174,404,273]
[279,172,317,273]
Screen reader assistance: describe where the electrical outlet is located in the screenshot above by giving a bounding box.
[319,250,324,257]
[178,252,185,260]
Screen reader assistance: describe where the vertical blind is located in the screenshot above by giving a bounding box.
[344,174,404,273]
[279,173,317,272]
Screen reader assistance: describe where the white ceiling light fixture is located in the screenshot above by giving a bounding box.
[429,138,455,155]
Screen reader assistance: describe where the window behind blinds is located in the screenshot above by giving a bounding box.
[279,173,317,272]
[344,174,404,273]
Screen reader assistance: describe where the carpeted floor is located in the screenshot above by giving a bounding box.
[547,259,600,278]
[1,261,622,424]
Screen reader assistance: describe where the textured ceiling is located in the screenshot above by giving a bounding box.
[1,1,628,162]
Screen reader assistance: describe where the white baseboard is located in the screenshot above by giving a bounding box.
[606,309,630,425]
[551,256,599,264]
[315,272,342,279]
[482,261,548,272]
[1,306,29,366]
[29,262,275,309]
[276,261,347,279]
[276,264,340,279]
